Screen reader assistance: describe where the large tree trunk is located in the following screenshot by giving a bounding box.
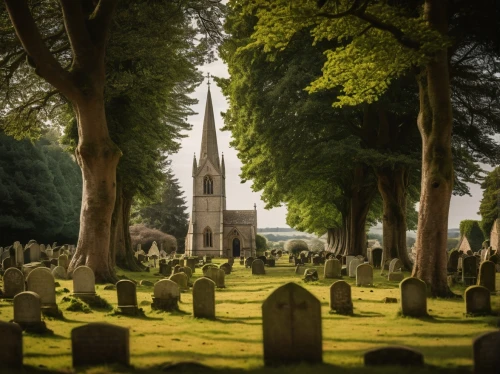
[376,166,413,270]
[411,0,454,297]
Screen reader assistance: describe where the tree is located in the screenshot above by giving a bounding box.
[479,167,500,238]
[255,234,268,253]
[284,239,309,256]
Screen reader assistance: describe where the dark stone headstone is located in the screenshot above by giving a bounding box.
[330,280,353,315]
[371,247,383,268]
[257,255,267,265]
[251,259,265,275]
[2,267,25,298]
[478,261,495,292]
[462,256,478,285]
[116,280,138,315]
[0,321,23,369]
[447,250,459,273]
[364,346,424,367]
[400,277,427,317]
[465,285,491,316]
[473,331,500,374]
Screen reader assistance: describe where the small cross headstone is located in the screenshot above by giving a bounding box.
[364,346,424,366]
[192,277,216,319]
[52,265,67,280]
[152,279,179,311]
[251,259,266,275]
[330,280,353,315]
[116,280,139,315]
[400,277,427,317]
[13,291,42,327]
[169,272,189,291]
[72,323,129,367]
[26,267,57,313]
[262,283,322,366]
[2,267,25,298]
[465,285,491,316]
[356,263,373,286]
[478,261,495,292]
[324,259,341,279]
[348,258,362,278]
[73,266,96,299]
[0,321,23,369]
[473,331,500,374]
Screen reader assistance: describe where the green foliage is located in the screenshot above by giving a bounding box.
[447,238,459,251]
[284,239,309,255]
[129,224,177,254]
[255,234,268,252]
[459,220,485,251]
[479,167,500,237]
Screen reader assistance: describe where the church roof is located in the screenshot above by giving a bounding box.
[199,88,220,170]
[224,210,257,226]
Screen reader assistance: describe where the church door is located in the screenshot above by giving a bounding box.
[232,238,241,257]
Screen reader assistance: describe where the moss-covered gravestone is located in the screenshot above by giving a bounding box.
[262,283,322,366]
[364,346,424,367]
[478,261,495,292]
[192,277,216,319]
[400,277,427,317]
[26,267,58,314]
[152,279,179,311]
[330,280,353,315]
[465,285,491,316]
[473,331,500,374]
[0,321,23,369]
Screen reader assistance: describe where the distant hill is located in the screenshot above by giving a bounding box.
[258,227,296,233]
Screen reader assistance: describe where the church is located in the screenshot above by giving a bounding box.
[184,84,257,258]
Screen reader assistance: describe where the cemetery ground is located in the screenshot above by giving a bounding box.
[1,257,500,374]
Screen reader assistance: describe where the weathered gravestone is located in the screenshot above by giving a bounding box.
[220,262,231,275]
[52,265,67,280]
[186,258,196,272]
[348,258,362,278]
[13,291,43,328]
[72,323,129,367]
[252,259,266,275]
[173,264,181,274]
[116,280,139,315]
[0,321,23,369]
[26,267,58,314]
[478,261,495,292]
[303,269,319,282]
[245,256,254,268]
[462,255,478,285]
[400,277,427,317]
[345,255,355,272]
[388,272,405,282]
[169,272,189,291]
[2,257,12,270]
[364,346,424,367]
[2,267,25,298]
[389,258,403,273]
[27,242,41,263]
[330,280,353,315]
[356,263,373,286]
[370,247,383,268]
[204,267,219,282]
[16,242,24,266]
[58,254,69,269]
[465,285,491,316]
[262,283,322,366]
[192,277,216,319]
[473,331,500,374]
[448,250,460,273]
[215,269,226,288]
[324,259,341,279]
[152,279,179,311]
[159,262,172,276]
[73,266,96,301]
[181,266,193,279]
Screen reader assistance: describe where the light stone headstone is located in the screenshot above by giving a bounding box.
[15,242,24,266]
[251,259,266,275]
[324,259,341,279]
[465,285,491,316]
[356,263,373,286]
[169,272,189,291]
[192,277,216,319]
[52,265,67,280]
[116,280,138,315]
[389,258,403,273]
[0,321,23,369]
[348,258,362,278]
[58,254,69,269]
[345,255,355,271]
[152,279,179,311]
[13,291,42,325]
[28,242,40,263]
[72,323,129,367]
[215,268,226,288]
[478,261,495,292]
[3,267,25,298]
[26,267,57,311]
[400,277,427,317]
[330,280,353,315]
[473,331,500,374]
[262,283,322,366]
[73,266,96,295]
[46,245,53,259]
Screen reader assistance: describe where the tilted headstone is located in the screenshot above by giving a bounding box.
[192,277,216,319]
[73,266,96,298]
[370,247,383,268]
[13,291,42,326]
[364,346,424,367]
[324,259,341,279]
[2,267,25,298]
[169,272,189,291]
[473,331,500,374]
[389,258,403,273]
[0,321,23,369]
[26,267,57,313]
[72,323,129,367]
[465,285,491,316]
[262,283,322,366]
[251,259,266,275]
[356,263,373,286]
[462,256,478,285]
[330,280,353,315]
[478,261,495,292]
[116,280,138,315]
[52,265,67,280]
[400,277,427,317]
[152,279,179,311]
[58,254,69,269]
[348,258,362,278]
[345,255,355,271]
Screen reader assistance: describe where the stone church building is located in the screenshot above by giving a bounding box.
[185,86,257,258]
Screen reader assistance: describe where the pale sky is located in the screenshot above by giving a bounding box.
[170,59,490,230]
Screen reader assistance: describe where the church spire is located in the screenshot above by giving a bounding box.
[192,153,197,177]
[199,73,220,168]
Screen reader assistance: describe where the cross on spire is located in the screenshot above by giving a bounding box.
[206,72,211,87]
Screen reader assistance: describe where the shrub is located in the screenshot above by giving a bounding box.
[130,224,177,253]
[284,239,309,255]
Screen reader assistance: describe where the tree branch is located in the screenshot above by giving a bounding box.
[59,0,93,65]
[88,0,119,48]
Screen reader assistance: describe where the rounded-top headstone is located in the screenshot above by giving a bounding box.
[154,279,179,299]
[3,267,25,298]
[473,331,500,374]
[52,265,67,280]
[465,285,491,316]
[356,263,373,286]
[26,267,56,306]
[364,346,424,366]
[169,272,189,290]
[400,277,427,317]
[14,291,41,324]
[330,280,353,315]
[192,277,216,319]
[251,259,265,275]
[0,321,23,369]
[73,266,96,295]
[116,280,137,307]
[324,258,341,279]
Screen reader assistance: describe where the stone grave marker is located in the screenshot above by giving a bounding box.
[364,346,424,366]
[169,272,189,291]
[303,269,319,282]
[257,255,267,265]
[72,323,129,367]
[2,267,25,298]
[2,257,12,270]
[160,262,172,276]
[267,257,276,267]
[462,256,478,285]
[58,254,69,269]
[388,272,404,282]
[389,258,403,273]
[26,267,58,313]
[193,277,216,319]
[204,267,219,282]
[116,280,139,315]
[245,256,254,268]
[220,263,231,274]
[16,242,24,266]
[173,264,181,274]
[28,242,40,263]
[13,291,42,328]
[262,283,322,366]
[152,279,179,311]
[400,277,427,317]
[345,255,355,271]
[181,266,193,279]
[370,247,383,268]
[473,331,500,374]
[0,321,23,369]
[324,259,341,279]
[330,280,353,315]
[73,266,96,300]
[52,265,67,280]
[215,268,226,288]
[348,258,362,278]
[186,258,196,272]
[252,259,266,275]
[448,250,460,272]
[478,261,495,292]
[465,285,491,316]
[356,263,373,286]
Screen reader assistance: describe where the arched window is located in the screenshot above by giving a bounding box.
[203,175,213,194]
[204,227,213,247]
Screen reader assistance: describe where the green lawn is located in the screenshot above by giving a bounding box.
[0,257,499,374]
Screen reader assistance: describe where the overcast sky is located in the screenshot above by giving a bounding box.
[170,59,490,230]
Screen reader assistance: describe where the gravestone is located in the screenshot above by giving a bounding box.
[345,255,355,271]
[0,321,23,369]
[58,254,69,269]
[2,257,12,270]
[364,346,424,366]
[267,257,276,267]
[26,267,58,313]
[220,263,231,275]
[258,255,267,265]
[324,259,342,279]
[73,266,96,300]
[45,245,53,259]
[181,266,193,279]
[252,259,266,275]
[245,256,254,268]
[303,269,319,282]
[473,331,500,374]
[27,242,41,263]
[72,323,129,367]
[448,250,459,272]
[204,267,219,282]
[2,267,25,298]
[348,258,362,278]
[152,279,179,311]
[371,247,383,268]
[16,242,24,266]
[186,258,196,272]
[169,272,189,291]
[388,272,404,282]
[330,280,353,315]
[262,283,322,366]
[400,277,427,317]
[478,261,495,292]
[13,291,42,328]
[356,263,373,286]
[116,280,139,315]
[389,258,403,273]
[173,264,181,274]
[192,277,216,319]
[160,263,172,276]
[52,265,67,280]
[215,269,226,288]
[465,285,491,316]
[462,256,478,285]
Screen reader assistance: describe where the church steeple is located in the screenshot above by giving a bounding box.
[199,73,220,169]
[192,153,197,177]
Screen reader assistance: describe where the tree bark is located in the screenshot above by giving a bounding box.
[411,0,454,297]
[376,166,413,270]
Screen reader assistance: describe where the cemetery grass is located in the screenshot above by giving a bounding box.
[1,258,500,374]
